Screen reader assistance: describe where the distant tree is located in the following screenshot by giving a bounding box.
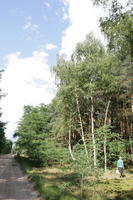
[2,139,13,154]
[0,70,6,154]
[14,104,54,163]
[0,121,6,154]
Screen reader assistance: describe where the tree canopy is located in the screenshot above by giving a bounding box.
[14,0,133,171]
[0,71,12,154]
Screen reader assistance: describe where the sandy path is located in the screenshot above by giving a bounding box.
[0,154,41,200]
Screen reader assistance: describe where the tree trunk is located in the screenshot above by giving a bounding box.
[104,98,111,173]
[131,94,133,113]
[75,91,88,159]
[125,108,133,162]
[90,96,96,168]
[130,124,133,163]
[129,135,133,164]
[120,120,125,136]
[68,127,76,160]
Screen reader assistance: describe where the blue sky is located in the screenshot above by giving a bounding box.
[0,0,127,140]
[0,0,69,68]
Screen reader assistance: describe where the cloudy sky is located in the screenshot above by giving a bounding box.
[0,0,127,140]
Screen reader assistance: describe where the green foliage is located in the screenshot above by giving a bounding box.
[13,6,133,199]
[2,139,13,154]
[34,139,70,166]
[72,146,93,177]
[100,0,133,59]
[11,1,133,199]
[0,72,7,154]
[14,104,70,166]
[53,32,132,168]
[70,145,103,199]
[14,104,53,163]
[0,121,6,153]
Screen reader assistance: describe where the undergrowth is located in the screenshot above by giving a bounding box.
[16,156,133,200]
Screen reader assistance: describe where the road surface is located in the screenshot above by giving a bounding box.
[0,154,41,200]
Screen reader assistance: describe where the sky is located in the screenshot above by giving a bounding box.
[0,0,128,140]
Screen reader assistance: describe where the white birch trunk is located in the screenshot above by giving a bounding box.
[104,99,111,173]
[68,127,76,160]
[90,96,96,168]
[75,92,88,158]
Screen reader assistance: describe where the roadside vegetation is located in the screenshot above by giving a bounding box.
[16,155,133,200]
[0,71,12,155]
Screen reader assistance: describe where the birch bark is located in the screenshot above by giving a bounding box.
[75,91,88,159]
[90,96,96,167]
[68,127,76,160]
[104,99,111,173]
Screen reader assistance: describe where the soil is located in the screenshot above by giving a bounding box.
[0,154,41,200]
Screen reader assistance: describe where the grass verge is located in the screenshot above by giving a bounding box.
[15,156,133,200]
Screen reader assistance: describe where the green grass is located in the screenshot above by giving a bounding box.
[16,156,133,200]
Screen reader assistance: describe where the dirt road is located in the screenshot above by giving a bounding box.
[0,154,40,200]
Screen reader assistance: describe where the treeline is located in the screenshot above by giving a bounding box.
[14,0,133,172]
[0,71,12,154]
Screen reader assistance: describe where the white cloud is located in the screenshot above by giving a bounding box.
[23,22,32,30]
[60,0,106,58]
[23,17,40,41]
[1,51,56,140]
[60,0,129,58]
[23,22,40,34]
[44,1,51,8]
[62,6,69,20]
[45,43,57,50]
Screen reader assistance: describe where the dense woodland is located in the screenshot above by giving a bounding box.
[12,0,133,173]
[0,0,133,171]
